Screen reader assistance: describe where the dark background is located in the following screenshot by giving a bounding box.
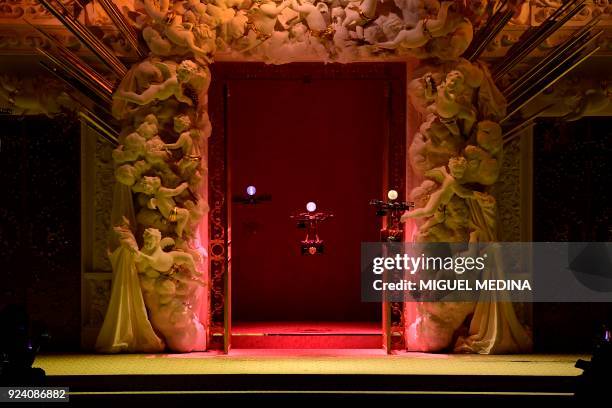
[0,116,81,350]
[533,117,612,352]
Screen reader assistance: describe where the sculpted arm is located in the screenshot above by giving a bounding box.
[402,187,447,220]
[260,0,290,17]
[117,78,177,105]
[144,0,170,20]
[159,182,189,197]
[291,0,311,13]
[165,133,191,151]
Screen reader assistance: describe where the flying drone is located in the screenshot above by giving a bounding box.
[369,190,414,242]
[232,185,272,205]
[290,201,334,255]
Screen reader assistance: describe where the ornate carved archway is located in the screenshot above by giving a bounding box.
[1,0,610,353]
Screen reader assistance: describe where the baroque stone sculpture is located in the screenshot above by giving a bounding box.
[402,58,532,353]
[92,0,535,354]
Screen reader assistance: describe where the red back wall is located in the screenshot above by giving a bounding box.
[226,67,395,322]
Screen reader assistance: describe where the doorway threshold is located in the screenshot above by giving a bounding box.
[231,321,382,349]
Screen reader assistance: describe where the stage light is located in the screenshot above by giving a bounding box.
[246,185,256,196]
[387,189,398,200]
[306,201,317,212]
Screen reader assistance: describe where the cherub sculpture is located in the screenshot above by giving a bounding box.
[184,0,217,26]
[419,17,473,60]
[376,1,454,49]
[183,199,209,237]
[401,156,477,222]
[343,0,378,29]
[143,26,189,57]
[165,13,216,61]
[461,120,502,186]
[205,0,238,45]
[135,228,198,278]
[165,114,205,188]
[233,1,290,53]
[115,160,152,187]
[144,134,171,167]
[143,0,171,21]
[113,132,146,164]
[135,114,159,140]
[248,0,291,38]
[115,60,199,106]
[426,70,476,137]
[415,196,470,243]
[290,0,330,34]
[134,227,207,352]
[132,176,191,237]
[408,114,462,176]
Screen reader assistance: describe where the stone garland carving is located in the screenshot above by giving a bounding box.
[96,0,533,353]
[0,74,77,115]
[532,0,612,26]
[519,73,612,120]
[0,0,56,20]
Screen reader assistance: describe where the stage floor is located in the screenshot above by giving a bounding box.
[33,352,586,401]
[36,352,584,377]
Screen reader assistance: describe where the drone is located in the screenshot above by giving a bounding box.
[290,201,334,255]
[232,185,272,205]
[369,190,414,242]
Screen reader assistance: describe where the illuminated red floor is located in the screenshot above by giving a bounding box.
[231,321,381,349]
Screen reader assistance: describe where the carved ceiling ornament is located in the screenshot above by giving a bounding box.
[532,0,612,26]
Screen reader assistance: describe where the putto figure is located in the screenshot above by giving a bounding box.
[116,60,200,106]
[132,176,191,237]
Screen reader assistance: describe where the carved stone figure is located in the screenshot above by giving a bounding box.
[427,70,476,137]
[132,176,191,237]
[248,0,291,37]
[95,220,165,353]
[165,114,205,189]
[115,160,152,187]
[290,0,330,33]
[401,156,477,223]
[165,13,216,60]
[136,228,198,278]
[461,120,502,185]
[135,228,206,352]
[376,2,453,49]
[143,26,189,57]
[113,132,146,164]
[115,60,200,106]
[343,0,378,29]
[0,75,76,116]
[409,114,462,176]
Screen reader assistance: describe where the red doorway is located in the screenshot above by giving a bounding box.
[208,63,406,349]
